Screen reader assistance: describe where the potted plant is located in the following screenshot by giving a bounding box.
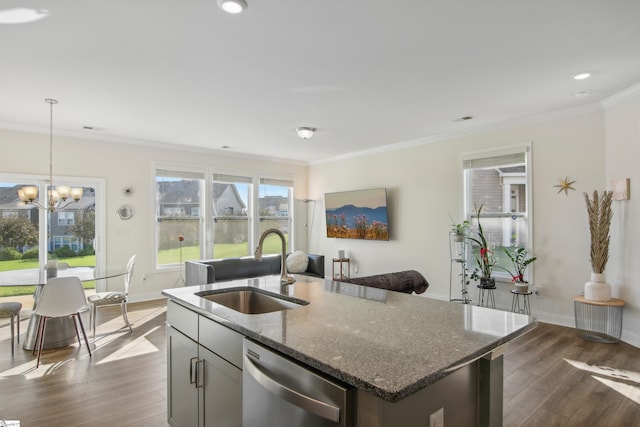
[502,247,537,292]
[467,205,496,288]
[584,190,613,301]
[449,216,470,245]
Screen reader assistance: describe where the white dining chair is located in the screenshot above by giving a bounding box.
[33,276,92,368]
[88,255,136,338]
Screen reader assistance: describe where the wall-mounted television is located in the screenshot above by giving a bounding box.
[325,188,389,241]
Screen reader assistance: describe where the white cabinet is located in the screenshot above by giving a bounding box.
[167,301,242,427]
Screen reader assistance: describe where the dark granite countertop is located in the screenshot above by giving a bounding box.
[162,275,536,402]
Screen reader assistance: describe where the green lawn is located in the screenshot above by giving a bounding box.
[0,255,97,272]
[158,238,287,264]
[1,238,288,298]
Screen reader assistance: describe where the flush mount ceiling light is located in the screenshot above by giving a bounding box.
[0,7,48,24]
[573,73,591,80]
[294,127,316,140]
[217,0,247,14]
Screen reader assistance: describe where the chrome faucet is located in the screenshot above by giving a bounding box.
[254,228,296,285]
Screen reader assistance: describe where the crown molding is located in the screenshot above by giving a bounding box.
[600,81,640,109]
[310,102,604,165]
[0,121,308,167]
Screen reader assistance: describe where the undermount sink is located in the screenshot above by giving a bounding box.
[196,287,309,314]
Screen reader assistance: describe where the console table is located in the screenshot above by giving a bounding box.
[573,295,625,343]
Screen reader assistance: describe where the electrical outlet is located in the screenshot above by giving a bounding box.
[429,407,444,427]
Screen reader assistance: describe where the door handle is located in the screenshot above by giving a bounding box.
[190,356,198,384]
[244,353,340,423]
[195,359,205,388]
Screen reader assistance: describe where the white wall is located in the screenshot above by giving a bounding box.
[603,88,640,345]
[307,109,639,340]
[3,94,638,347]
[0,129,308,301]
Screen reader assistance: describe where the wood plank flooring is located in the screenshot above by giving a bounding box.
[0,299,168,426]
[1,301,639,426]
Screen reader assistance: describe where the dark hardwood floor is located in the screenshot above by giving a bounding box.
[1,301,639,426]
[503,322,640,426]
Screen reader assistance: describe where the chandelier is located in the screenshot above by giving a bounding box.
[17,99,83,212]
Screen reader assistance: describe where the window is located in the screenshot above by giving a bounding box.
[463,145,532,281]
[155,168,205,267]
[258,178,293,255]
[154,165,297,269]
[57,211,75,225]
[53,235,80,252]
[0,178,104,291]
[212,174,252,258]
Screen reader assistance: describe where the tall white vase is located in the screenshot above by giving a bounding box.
[584,272,612,301]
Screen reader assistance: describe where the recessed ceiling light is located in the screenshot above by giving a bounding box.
[573,91,590,97]
[217,0,247,14]
[294,127,316,140]
[0,8,48,24]
[573,73,591,80]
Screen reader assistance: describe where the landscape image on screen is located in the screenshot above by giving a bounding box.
[325,188,389,241]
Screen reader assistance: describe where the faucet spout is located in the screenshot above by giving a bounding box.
[254,228,296,285]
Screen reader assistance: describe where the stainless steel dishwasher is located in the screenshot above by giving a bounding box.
[243,339,355,427]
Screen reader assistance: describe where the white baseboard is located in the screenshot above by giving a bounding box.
[621,329,640,348]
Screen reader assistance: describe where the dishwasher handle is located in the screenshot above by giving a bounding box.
[244,353,341,423]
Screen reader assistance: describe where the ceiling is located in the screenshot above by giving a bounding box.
[1,0,639,163]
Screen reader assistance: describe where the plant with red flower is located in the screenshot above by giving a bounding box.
[502,247,536,284]
[467,204,496,281]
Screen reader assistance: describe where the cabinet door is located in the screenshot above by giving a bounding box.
[200,345,242,427]
[168,326,199,427]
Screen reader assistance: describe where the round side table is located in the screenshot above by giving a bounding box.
[573,295,625,343]
[477,285,496,309]
[510,289,532,315]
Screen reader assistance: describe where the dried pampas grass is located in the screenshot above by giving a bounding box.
[584,190,613,274]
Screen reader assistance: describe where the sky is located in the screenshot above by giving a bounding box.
[325,188,387,210]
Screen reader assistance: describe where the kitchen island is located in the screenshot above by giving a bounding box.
[163,275,535,427]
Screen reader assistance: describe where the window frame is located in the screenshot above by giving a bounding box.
[153,165,207,270]
[461,144,533,283]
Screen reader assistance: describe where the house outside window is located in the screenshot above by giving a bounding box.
[463,144,532,282]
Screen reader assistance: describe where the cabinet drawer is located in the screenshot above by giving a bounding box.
[199,316,243,369]
[167,300,199,341]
